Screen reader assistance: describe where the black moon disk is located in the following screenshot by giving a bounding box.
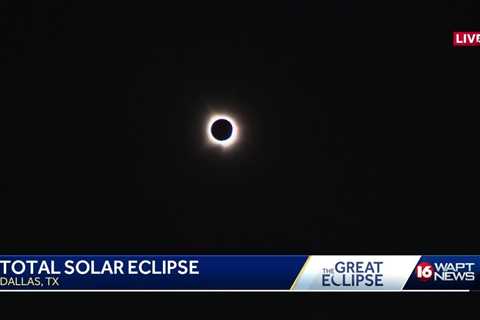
[210,119,233,141]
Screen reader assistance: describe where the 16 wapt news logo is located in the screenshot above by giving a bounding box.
[415,261,475,283]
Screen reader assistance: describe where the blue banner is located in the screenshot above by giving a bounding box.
[1,255,479,291]
[0,255,306,290]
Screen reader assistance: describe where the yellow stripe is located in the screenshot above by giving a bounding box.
[290,256,311,290]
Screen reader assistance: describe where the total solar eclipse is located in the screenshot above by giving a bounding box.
[207,114,238,147]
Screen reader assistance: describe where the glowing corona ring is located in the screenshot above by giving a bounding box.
[206,114,238,147]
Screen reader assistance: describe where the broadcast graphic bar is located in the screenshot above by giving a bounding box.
[0,256,478,292]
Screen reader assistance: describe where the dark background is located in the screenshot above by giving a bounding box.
[1,0,479,315]
[2,1,479,253]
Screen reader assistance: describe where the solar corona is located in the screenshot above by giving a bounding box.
[207,114,238,147]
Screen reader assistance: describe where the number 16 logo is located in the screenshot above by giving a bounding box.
[416,262,434,282]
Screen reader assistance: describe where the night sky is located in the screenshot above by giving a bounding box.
[2,1,479,253]
[1,0,480,314]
